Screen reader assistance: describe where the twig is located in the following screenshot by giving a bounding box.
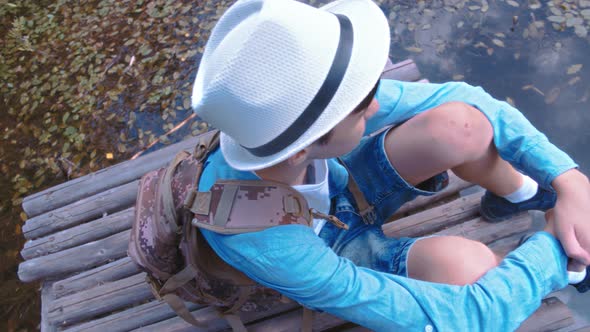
[131,113,198,160]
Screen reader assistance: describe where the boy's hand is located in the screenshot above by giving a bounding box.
[551,169,590,268]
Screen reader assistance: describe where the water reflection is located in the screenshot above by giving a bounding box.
[0,0,588,330]
[381,0,590,172]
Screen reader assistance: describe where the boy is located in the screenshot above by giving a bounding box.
[191,0,590,329]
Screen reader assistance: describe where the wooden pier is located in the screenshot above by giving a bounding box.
[17,59,587,331]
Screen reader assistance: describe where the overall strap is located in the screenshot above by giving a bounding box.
[337,157,376,225]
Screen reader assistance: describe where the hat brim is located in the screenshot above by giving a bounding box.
[220,0,390,171]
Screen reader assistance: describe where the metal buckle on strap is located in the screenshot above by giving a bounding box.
[360,206,377,225]
[146,275,164,301]
[310,209,349,230]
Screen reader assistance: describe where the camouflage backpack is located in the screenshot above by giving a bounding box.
[128,130,349,331]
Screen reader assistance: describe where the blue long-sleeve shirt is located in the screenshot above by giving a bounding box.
[198,80,575,331]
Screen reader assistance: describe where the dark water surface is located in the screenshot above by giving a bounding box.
[1,0,588,330]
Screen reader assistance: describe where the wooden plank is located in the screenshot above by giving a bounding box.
[517,297,574,332]
[52,257,141,299]
[133,302,298,332]
[22,207,134,259]
[436,213,532,245]
[248,309,348,332]
[62,300,202,332]
[41,281,57,332]
[18,230,129,282]
[384,192,482,238]
[337,298,574,332]
[48,273,152,327]
[22,135,203,217]
[392,171,472,219]
[487,231,531,257]
[381,59,422,82]
[23,181,138,240]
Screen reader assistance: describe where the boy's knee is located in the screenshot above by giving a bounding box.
[423,102,493,162]
[408,236,499,286]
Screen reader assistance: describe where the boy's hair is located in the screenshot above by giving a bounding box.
[316,80,380,145]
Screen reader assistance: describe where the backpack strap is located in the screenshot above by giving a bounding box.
[188,179,348,234]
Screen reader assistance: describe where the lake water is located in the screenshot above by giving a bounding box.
[0,0,588,330]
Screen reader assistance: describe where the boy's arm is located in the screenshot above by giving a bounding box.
[204,226,568,331]
[372,80,590,266]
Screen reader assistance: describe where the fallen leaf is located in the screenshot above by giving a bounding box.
[545,87,561,104]
[106,153,114,159]
[506,97,515,106]
[405,46,423,53]
[574,25,588,38]
[568,76,581,85]
[567,64,583,75]
[507,0,519,7]
[547,15,565,23]
[492,39,505,47]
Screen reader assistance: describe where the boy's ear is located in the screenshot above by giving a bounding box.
[287,148,310,166]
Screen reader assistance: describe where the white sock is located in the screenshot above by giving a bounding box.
[502,175,538,203]
[568,269,587,284]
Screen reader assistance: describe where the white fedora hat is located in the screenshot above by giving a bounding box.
[192,0,390,171]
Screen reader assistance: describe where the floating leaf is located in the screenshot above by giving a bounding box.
[574,25,588,38]
[547,16,565,23]
[529,0,541,9]
[568,76,581,85]
[492,39,505,47]
[453,74,465,80]
[545,87,561,104]
[507,0,519,7]
[505,97,515,106]
[567,64,583,75]
[405,46,423,53]
[566,17,584,27]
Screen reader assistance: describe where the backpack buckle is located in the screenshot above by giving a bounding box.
[146,275,164,301]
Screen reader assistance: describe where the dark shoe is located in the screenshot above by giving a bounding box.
[479,187,557,223]
[573,266,590,293]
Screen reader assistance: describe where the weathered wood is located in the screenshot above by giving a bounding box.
[381,59,422,82]
[22,207,134,259]
[133,302,299,332]
[384,192,482,238]
[18,230,129,282]
[516,297,574,332]
[52,257,141,299]
[337,298,574,332]
[248,309,348,332]
[22,135,204,218]
[49,273,153,327]
[487,231,531,257]
[436,213,532,245]
[62,300,202,332]
[41,281,57,332]
[23,181,138,240]
[392,171,472,219]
